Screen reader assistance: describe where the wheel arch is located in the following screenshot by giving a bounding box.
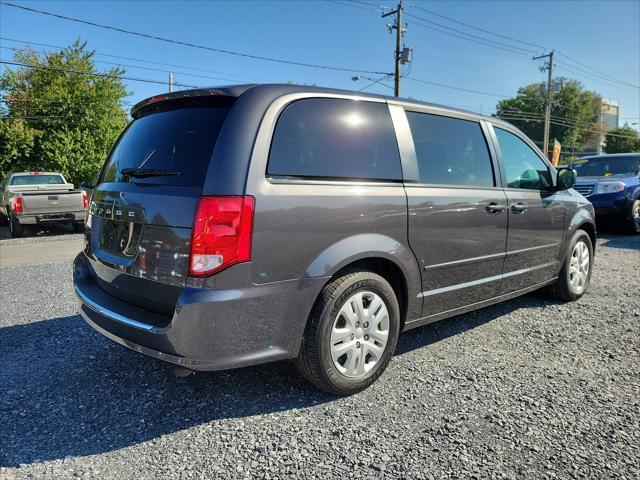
[577,221,597,253]
[301,233,422,328]
[563,206,597,263]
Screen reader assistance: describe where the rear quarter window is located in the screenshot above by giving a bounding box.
[268,98,402,181]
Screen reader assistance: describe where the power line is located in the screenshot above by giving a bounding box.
[328,0,534,56]
[2,97,132,107]
[347,0,385,9]
[0,60,201,88]
[1,36,275,82]
[403,2,639,90]
[404,14,533,56]
[557,51,639,90]
[497,114,639,139]
[498,109,604,128]
[0,1,390,76]
[338,1,640,96]
[326,0,378,13]
[0,46,249,84]
[404,12,535,55]
[405,2,546,51]
[497,110,632,128]
[498,111,594,128]
[405,77,509,98]
[0,34,508,103]
[357,74,394,91]
[555,60,640,92]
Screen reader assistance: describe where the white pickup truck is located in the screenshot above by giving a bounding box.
[0,172,88,237]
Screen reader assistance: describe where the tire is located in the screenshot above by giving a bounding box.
[295,269,401,396]
[625,199,640,235]
[9,212,24,238]
[72,222,85,233]
[547,229,593,301]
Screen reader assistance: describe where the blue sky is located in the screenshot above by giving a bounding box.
[1,0,639,129]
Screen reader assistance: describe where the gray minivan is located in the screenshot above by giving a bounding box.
[74,84,596,395]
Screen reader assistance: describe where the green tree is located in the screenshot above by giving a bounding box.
[0,40,129,185]
[603,125,640,153]
[495,78,599,156]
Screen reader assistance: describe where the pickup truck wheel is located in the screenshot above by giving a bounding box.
[72,222,85,233]
[0,209,7,226]
[547,230,593,301]
[295,269,400,396]
[9,212,24,238]
[626,199,640,235]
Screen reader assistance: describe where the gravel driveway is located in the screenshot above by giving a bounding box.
[1,232,638,479]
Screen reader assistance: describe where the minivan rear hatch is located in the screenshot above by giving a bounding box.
[85,95,234,316]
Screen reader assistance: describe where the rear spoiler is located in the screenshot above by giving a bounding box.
[131,85,255,119]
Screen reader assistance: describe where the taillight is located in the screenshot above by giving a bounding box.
[189,196,255,276]
[83,193,89,209]
[12,197,23,214]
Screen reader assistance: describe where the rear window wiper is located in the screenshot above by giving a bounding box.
[120,168,182,178]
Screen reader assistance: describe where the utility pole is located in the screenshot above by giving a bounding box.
[382,1,404,97]
[533,50,554,158]
[168,72,174,93]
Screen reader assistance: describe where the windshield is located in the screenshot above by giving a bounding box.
[572,155,640,177]
[101,101,232,186]
[10,174,65,185]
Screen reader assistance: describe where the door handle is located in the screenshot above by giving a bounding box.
[511,202,528,213]
[485,203,506,214]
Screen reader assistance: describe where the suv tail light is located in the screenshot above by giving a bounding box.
[189,196,255,276]
[12,197,23,214]
[83,193,89,209]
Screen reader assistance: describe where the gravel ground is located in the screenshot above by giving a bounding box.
[0,232,638,479]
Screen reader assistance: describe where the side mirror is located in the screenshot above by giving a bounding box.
[556,167,576,190]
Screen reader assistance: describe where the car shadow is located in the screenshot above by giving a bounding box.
[0,223,77,240]
[595,223,640,249]
[0,314,331,466]
[0,289,560,466]
[395,290,561,356]
[597,233,640,250]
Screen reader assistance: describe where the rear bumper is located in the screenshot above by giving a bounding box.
[73,252,326,371]
[17,211,84,225]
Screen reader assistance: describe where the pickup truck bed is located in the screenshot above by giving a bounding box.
[1,172,88,237]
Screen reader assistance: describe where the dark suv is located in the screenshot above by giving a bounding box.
[572,153,640,234]
[74,84,596,395]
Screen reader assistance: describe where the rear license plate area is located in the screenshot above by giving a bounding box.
[99,219,143,257]
[37,213,72,222]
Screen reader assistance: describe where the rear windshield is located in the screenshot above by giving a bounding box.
[572,155,640,177]
[10,174,65,185]
[101,101,232,186]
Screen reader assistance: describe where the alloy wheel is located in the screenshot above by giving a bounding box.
[568,240,590,294]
